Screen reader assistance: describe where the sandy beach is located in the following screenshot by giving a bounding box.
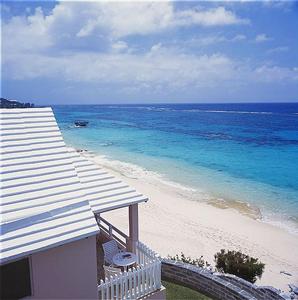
[82,151,298,291]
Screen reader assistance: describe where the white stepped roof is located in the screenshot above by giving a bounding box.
[0,108,99,264]
[0,107,148,264]
[68,149,148,213]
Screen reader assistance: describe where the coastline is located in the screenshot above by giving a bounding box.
[77,148,298,291]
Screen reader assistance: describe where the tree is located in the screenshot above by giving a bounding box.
[214,249,265,283]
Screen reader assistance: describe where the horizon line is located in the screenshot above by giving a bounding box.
[46,101,298,106]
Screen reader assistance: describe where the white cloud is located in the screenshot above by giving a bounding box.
[255,65,298,82]
[2,2,249,51]
[74,2,174,38]
[2,1,296,99]
[175,6,249,27]
[150,43,163,52]
[2,7,53,54]
[191,36,227,46]
[187,34,246,47]
[3,48,236,88]
[232,34,247,41]
[111,41,129,53]
[267,46,289,54]
[1,3,11,13]
[73,4,249,38]
[1,1,251,65]
[262,0,293,11]
[4,42,297,96]
[255,33,272,43]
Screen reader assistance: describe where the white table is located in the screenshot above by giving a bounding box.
[112,252,137,271]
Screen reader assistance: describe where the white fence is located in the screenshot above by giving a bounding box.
[98,241,162,300]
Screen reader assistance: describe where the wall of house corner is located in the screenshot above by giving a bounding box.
[28,235,98,299]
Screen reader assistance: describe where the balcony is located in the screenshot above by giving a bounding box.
[96,216,162,299]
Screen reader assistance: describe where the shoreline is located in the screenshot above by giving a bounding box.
[77,148,298,291]
[77,147,297,233]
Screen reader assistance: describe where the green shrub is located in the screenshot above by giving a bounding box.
[168,252,210,268]
[214,249,265,283]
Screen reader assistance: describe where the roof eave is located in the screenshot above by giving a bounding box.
[92,197,149,214]
[0,229,99,266]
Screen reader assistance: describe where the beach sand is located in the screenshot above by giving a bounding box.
[82,151,298,291]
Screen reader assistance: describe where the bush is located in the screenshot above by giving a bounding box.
[168,252,210,268]
[214,249,265,283]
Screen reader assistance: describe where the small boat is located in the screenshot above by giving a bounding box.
[74,120,89,127]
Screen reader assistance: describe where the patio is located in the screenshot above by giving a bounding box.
[95,215,162,299]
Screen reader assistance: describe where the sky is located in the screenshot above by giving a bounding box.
[1,1,298,105]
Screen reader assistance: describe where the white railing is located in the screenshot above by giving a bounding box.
[96,215,128,249]
[98,241,161,300]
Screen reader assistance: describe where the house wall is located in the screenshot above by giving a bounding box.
[29,236,98,299]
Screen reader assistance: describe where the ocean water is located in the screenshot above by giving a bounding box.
[53,103,298,234]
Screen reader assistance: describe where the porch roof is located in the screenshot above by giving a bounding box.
[68,149,148,213]
[0,107,148,265]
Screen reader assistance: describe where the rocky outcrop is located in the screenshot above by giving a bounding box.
[0,98,34,108]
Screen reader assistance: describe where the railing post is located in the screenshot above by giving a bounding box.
[96,214,100,226]
[108,224,113,237]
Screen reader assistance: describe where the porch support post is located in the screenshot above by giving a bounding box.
[128,203,139,253]
[95,213,100,225]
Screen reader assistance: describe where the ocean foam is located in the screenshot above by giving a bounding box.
[85,150,197,193]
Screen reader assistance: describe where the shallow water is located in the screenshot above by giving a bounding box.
[53,103,298,234]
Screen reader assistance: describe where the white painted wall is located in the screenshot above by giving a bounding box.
[29,236,98,299]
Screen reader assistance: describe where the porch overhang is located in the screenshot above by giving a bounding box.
[68,149,149,214]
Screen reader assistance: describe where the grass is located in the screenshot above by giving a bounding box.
[162,280,213,300]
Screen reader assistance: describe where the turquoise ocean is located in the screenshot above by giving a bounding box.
[53,103,298,234]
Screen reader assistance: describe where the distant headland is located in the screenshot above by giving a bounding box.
[0,98,35,109]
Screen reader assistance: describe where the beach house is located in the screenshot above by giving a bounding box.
[0,108,164,299]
